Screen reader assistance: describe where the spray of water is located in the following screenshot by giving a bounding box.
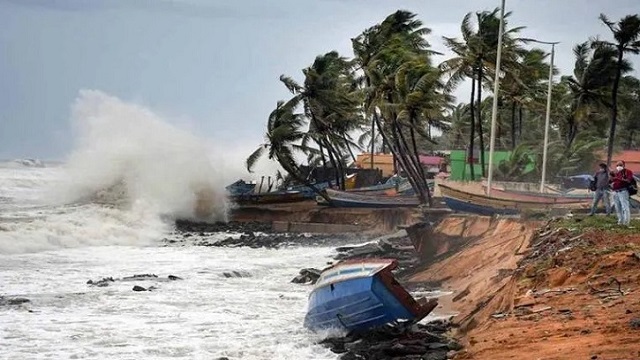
[52,89,230,221]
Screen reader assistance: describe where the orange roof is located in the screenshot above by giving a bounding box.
[596,150,640,173]
[597,150,640,163]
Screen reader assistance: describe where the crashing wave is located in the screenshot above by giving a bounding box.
[77,178,226,221]
[12,159,45,168]
[48,89,230,222]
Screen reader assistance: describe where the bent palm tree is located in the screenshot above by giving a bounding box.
[246,99,329,201]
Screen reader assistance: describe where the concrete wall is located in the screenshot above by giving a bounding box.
[272,221,365,234]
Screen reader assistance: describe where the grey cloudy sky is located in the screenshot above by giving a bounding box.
[1,0,639,160]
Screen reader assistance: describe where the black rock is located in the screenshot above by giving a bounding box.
[222,271,252,278]
[122,274,158,281]
[0,297,31,306]
[87,277,114,287]
[168,275,183,280]
[630,318,640,330]
[291,268,322,284]
[132,285,147,292]
[319,321,460,360]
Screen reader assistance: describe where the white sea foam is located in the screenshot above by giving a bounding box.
[49,89,231,221]
[0,244,340,360]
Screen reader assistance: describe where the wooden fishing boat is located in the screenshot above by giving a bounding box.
[321,188,421,208]
[286,181,332,199]
[439,184,590,216]
[304,259,437,332]
[225,179,256,196]
[483,186,591,204]
[229,190,305,205]
[347,182,397,193]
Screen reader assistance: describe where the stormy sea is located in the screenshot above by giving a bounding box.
[0,91,351,359]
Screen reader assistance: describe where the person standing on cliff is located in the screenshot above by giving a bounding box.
[610,160,633,226]
[589,163,611,216]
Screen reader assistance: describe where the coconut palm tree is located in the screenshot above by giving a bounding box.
[245,99,329,201]
[442,8,525,178]
[618,76,640,148]
[501,48,551,148]
[594,14,640,165]
[352,10,441,204]
[279,51,364,189]
[559,41,620,148]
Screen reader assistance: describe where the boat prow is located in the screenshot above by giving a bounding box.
[303,258,437,332]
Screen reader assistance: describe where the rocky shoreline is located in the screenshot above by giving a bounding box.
[321,320,461,360]
[167,220,364,248]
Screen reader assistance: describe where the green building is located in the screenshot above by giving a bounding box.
[449,149,535,181]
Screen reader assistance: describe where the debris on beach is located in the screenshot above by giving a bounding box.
[333,231,419,275]
[320,320,461,360]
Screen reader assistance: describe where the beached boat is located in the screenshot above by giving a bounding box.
[439,184,590,216]
[483,187,592,204]
[304,259,437,332]
[321,188,421,208]
[286,181,332,199]
[225,179,256,196]
[347,181,397,193]
[229,190,305,205]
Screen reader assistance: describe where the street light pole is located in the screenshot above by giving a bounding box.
[539,41,559,193]
[486,0,506,196]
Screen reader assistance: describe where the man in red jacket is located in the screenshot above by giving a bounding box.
[610,160,633,226]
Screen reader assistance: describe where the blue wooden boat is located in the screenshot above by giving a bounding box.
[286,181,332,199]
[229,190,305,205]
[304,259,437,332]
[225,179,256,196]
[321,189,421,208]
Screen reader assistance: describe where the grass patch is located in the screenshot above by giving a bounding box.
[586,242,640,256]
[553,215,640,234]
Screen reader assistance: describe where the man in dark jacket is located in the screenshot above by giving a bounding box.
[589,163,611,216]
[610,160,633,226]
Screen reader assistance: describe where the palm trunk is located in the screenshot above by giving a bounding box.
[386,92,430,204]
[341,134,357,164]
[510,101,517,150]
[276,155,331,203]
[370,116,376,168]
[477,64,486,178]
[410,120,432,205]
[327,144,343,190]
[468,76,476,180]
[518,105,523,140]
[606,48,624,166]
[395,121,430,203]
[318,143,328,169]
[374,113,426,204]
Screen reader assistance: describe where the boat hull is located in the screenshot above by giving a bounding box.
[230,191,305,205]
[440,184,590,215]
[304,259,436,332]
[443,196,519,216]
[304,275,415,331]
[324,189,420,208]
[485,187,591,204]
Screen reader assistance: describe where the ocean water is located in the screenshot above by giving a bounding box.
[0,91,343,359]
[0,162,344,360]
